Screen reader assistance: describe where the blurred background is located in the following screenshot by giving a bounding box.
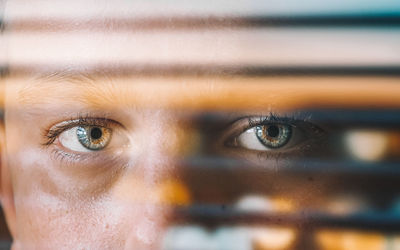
[1,0,400,249]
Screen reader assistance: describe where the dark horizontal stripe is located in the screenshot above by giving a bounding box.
[3,65,400,77]
[182,157,400,177]
[3,14,400,32]
[197,109,400,127]
[293,109,400,126]
[182,157,400,200]
[173,205,400,232]
[0,19,4,32]
[0,67,7,77]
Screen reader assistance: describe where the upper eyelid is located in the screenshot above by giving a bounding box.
[248,115,301,127]
[43,117,120,146]
[221,115,322,145]
[246,116,325,135]
[219,115,294,145]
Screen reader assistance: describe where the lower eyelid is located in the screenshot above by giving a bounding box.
[51,147,82,163]
[220,139,324,166]
[50,146,128,168]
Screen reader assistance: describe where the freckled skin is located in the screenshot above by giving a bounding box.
[3,1,400,249]
[0,45,215,249]
[1,1,340,249]
[1,87,188,249]
[0,1,201,248]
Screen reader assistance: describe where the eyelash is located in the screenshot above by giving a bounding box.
[42,115,130,168]
[248,113,302,128]
[224,113,300,140]
[43,113,324,165]
[224,113,325,154]
[42,115,115,146]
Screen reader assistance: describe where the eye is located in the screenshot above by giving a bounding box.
[237,123,294,151]
[222,113,326,153]
[59,125,112,152]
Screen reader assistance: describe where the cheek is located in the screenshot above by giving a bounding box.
[14,189,169,249]
[9,150,124,248]
[14,198,129,248]
[9,148,171,249]
[5,112,180,248]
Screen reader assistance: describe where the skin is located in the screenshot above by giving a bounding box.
[1,1,218,248]
[2,73,304,249]
[2,74,399,250]
[2,1,400,249]
[3,73,307,249]
[2,75,187,249]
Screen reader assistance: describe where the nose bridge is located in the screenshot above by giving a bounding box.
[120,110,193,249]
[146,116,179,158]
[137,110,192,204]
[137,110,195,173]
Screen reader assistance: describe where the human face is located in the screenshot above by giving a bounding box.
[2,1,400,249]
[2,72,400,249]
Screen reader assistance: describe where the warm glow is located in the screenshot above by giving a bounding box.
[316,230,386,250]
[345,130,389,162]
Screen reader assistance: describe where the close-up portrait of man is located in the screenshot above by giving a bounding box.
[0,0,400,249]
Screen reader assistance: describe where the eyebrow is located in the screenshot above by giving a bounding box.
[16,69,116,107]
[10,69,400,112]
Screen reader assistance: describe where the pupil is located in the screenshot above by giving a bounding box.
[267,125,280,138]
[90,127,102,140]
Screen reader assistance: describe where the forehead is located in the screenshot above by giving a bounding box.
[4,73,400,114]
